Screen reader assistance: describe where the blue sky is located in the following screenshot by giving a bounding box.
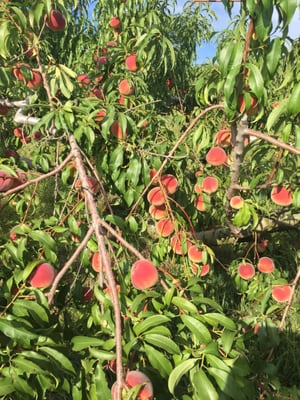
[174,1,300,64]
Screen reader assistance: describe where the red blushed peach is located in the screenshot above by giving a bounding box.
[91,252,111,272]
[170,232,192,255]
[192,263,210,277]
[77,73,91,87]
[125,370,154,400]
[149,169,159,184]
[82,287,94,301]
[156,218,174,237]
[107,40,117,47]
[202,176,218,194]
[110,120,127,139]
[238,95,258,117]
[215,129,231,147]
[27,71,42,89]
[147,186,166,206]
[13,63,30,81]
[205,146,227,166]
[149,204,167,220]
[130,260,159,290]
[0,105,9,116]
[237,263,255,280]
[75,176,99,195]
[161,174,178,194]
[95,109,106,122]
[230,195,244,209]
[272,284,291,302]
[45,10,66,32]
[271,186,293,206]
[125,53,138,72]
[188,245,203,263]
[194,194,209,212]
[109,16,121,29]
[257,239,269,253]
[194,183,203,194]
[28,263,56,288]
[0,170,26,192]
[257,257,275,274]
[118,79,134,96]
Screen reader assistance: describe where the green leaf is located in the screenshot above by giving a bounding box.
[277,0,297,28]
[39,347,76,375]
[207,367,247,400]
[221,329,236,354]
[266,37,282,76]
[171,296,198,314]
[105,214,126,231]
[287,82,300,115]
[143,344,173,378]
[29,230,57,252]
[200,313,236,330]
[71,336,104,351]
[247,63,265,99]
[0,378,15,396]
[181,315,212,344]
[266,99,288,131]
[0,67,10,87]
[191,368,219,400]
[168,358,198,395]
[134,315,170,336]
[127,157,142,187]
[143,333,180,354]
[12,299,49,325]
[12,356,46,375]
[0,318,38,343]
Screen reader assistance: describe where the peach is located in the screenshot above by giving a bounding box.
[194,194,209,212]
[95,109,106,122]
[188,245,203,263]
[125,54,138,72]
[161,174,178,194]
[28,263,56,288]
[194,183,203,194]
[149,169,159,183]
[148,204,167,220]
[96,56,108,66]
[170,231,192,255]
[110,120,127,139]
[192,263,210,277]
[0,105,9,116]
[166,78,173,88]
[155,218,174,237]
[238,95,258,116]
[0,170,25,192]
[257,257,275,274]
[109,17,121,29]
[82,287,94,301]
[215,129,231,147]
[237,262,255,280]
[125,370,153,400]
[147,186,166,206]
[91,252,111,272]
[118,79,134,96]
[130,260,159,290]
[91,88,104,99]
[5,149,19,160]
[75,176,99,195]
[45,10,66,32]
[13,63,30,81]
[205,146,227,166]
[202,176,218,194]
[107,40,117,47]
[77,73,91,87]
[27,71,42,89]
[271,186,293,206]
[257,239,269,253]
[271,284,291,302]
[230,195,244,209]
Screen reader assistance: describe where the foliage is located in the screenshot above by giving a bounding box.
[0,0,300,399]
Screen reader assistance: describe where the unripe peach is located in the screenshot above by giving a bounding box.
[28,263,56,288]
[230,195,244,209]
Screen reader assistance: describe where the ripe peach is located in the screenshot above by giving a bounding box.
[194,194,209,212]
[155,218,174,237]
[149,169,159,183]
[27,71,42,89]
[91,252,111,272]
[230,195,244,209]
[82,287,94,301]
[257,239,269,253]
[110,120,127,139]
[0,170,25,192]
[130,260,159,290]
[192,263,210,277]
[28,263,56,288]
[238,95,258,116]
[45,10,66,32]
[77,73,91,87]
[271,284,291,302]
[5,149,19,160]
[170,231,192,255]
[95,109,106,122]
[188,245,203,263]
[215,129,231,147]
[125,370,153,400]
[0,105,9,116]
[96,56,108,66]
[194,183,203,194]
[109,17,121,29]
[257,257,275,274]
[118,79,134,96]
[13,63,30,81]
[125,54,138,72]
[205,146,227,166]
[237,262,255,280]
[202,176,218,194]
[75,176,99,195]
[271,186,293,206]
[147,186,166,206]
[161,174,178,194]
[148,204,167,220]
[107,40,117,47]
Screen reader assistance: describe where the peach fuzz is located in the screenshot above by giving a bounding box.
[147,186,166,206]
[188,245,203,263]
[161,173,178,194]
[45,10,66,32]
[271,186,293,206]
[202,176,218,194]
[118,79,134,96]
[148,204,167,220]
[125,53,138,72]
[215,129,231,147]
[237,262,255,280]
[130,260,159,290]
[257,257,275,274]
[155,218,175,237]
[28,263,56,288]
[170,232,192,255]
[271,284,291,302]
[230,195,244,210]
[110,120,127,139]
[205,146,227,166]
[125,370,154,400]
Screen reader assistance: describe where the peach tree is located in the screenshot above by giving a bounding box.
[0,0,299,399]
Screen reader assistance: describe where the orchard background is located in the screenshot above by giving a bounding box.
[0,0,300,399]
